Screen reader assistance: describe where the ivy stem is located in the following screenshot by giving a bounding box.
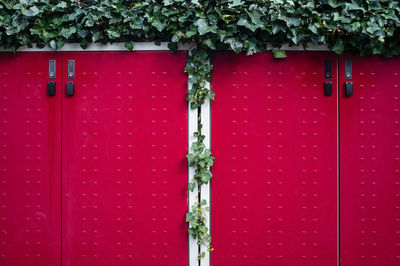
[197,105,202,262]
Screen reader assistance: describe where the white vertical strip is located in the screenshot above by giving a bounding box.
[200,76,211,266]
[336,55,340,266]
[188,50,200,266]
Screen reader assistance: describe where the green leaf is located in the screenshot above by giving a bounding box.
[345,3,366,12]
[272,24,284,34]
[106,29,120,39]
[56,2,67,9]
[163,0,174,6]
[202,39,216,49]
[59,27,77,39]
[185,30,197,38]
[49,40,57,50]
[194,19,209,35]
[287,17,301,27]
[191,0,200,5]
[124,41,134,51]
[237,17,258,31]
[188,182,195,192]
[225,38,243,53]
[331,39,344,54]
[190,102,199,109]
[308,24,319,34]
[247,10,263,26]
[186,212,193,222]
[85,20,95,27]
[22,6,40,17]
[350,22,361,31]
[272,49,286,59]
[328,0,342,8]
[152,19,166,32]
[291,32,305,45]
[228,0,244,8]
[209,91,215,100]
[168,42,177,53]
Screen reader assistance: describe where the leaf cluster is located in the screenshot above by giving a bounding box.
[185,49,214,109]
[187,124,215,191]
[186,198,212,258]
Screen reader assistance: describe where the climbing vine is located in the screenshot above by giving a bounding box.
[2,0,400,261]
[185,49,214,258]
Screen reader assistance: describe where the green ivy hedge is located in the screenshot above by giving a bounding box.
[1,0,400,56]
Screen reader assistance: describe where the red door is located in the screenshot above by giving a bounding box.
[211,52,338,265]
[0,53,62,265]
[340,55,400,265]
[61,52,188,265]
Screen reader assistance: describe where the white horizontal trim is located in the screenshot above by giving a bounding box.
[0,42,329,52]
[0,42,195,52]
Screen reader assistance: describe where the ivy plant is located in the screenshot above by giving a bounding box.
[186,49,214,257]
[1,0,400,56]
[186,198,213,258]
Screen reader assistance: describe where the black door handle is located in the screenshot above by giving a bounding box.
[66,81,74,96]
[345,81,353,97]
[324,81,332,96]
[47,81,56,96]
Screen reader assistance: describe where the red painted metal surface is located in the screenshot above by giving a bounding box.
[0,53,62,265]
[211,52,338,265]
[61,52,188,265]
[340,55,400,265]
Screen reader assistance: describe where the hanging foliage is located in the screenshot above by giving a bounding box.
[0,0,400,56]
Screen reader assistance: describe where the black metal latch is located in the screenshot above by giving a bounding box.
[47,81,56,96]
[47,60,56,97]
[345,81,353,97]
[324,60,332,96]
[344,60,353,97]
[66,81,74,96]
[66,60,75,97]
[324,81,333,96]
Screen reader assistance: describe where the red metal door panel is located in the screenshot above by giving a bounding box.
[0,53,62,265]
[61,52,188,265]
[211,52,338,265]
[340,55,400,265]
